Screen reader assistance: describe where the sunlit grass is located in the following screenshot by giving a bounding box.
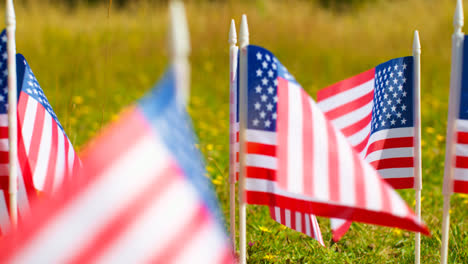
[4,0,468,262]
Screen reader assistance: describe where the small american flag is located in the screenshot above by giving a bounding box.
[244,45,428,236]
[0,68,235,263]
[453,35,468,193]
[317,57,416,240]
[235,45,323,244]
[317,57,415,189]
[0,30,80,235]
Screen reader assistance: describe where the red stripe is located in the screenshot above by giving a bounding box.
[0,151,8,163]
[246,142,275,156]
[353,152,367,209]
[327,121,340,202]
[246,166,276,180]
[68,164,177,264]
[43,121,59,194]
[317,69,375,101]
[332,221,352,242]
[456,156,468,168]
[457,132,468,144]
[0,127,7,138]
[63,136,70,185]
[17,94,36,199]
[148,206,209,263]
[290,209,296,230]
[277,77,289,189]
[365,137,413,156]
[280,208,286,228]
[370,157,413,170]
[341,112,372,137]
[26,103,46,175]
[454,180,468,194]
[324,90,374,120]
[384,177,414,189]
[302,89,314,196]
[0,177,7,189]
[245,191,429,235]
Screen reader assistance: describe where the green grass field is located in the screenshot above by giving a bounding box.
[7,0,468,262]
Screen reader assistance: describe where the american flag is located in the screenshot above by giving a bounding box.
[244,45,429,235]
[317,57,415,190]
[316,57,416,240]
[0,30,80,235]
[453,35,468,194]
[0,68,235,263]
[235,45,323,244]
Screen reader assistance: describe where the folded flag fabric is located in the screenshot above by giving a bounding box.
[234,49,324,244]
[243,45,429,235]
[452,35,468,194]
[317,57,416,241]
[0,30,80,235]
[0,68,234,263]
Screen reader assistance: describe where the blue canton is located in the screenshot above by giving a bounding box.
[246,45,297,132]
[459,35,468,119]
[0,30,8,114]
[371,57,414,134]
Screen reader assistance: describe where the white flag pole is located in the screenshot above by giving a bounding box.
[412,29,422,264]
[238,14,249,264]
[6,0,17,228]
[441,1,464,263]
[168,0,190,107]
[228,19,238,250]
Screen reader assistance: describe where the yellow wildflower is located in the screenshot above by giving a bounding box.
[263,254,275,260]
[72,95,84,105]
[206,144,214,151]
[425,127,435,134]
[436,134,445,142]
[211,178,222,186]
[392,229,402,236]
[259,226,271,233]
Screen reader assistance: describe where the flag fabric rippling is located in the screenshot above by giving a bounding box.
[0,68,234,263]
[0,30,80,235]
[235,47,324,244]
[243,45,428,235]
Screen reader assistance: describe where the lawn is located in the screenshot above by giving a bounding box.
[7,0,468,262]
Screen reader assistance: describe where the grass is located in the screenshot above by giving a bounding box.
[5,0,468,262]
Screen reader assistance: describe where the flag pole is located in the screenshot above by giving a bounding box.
[228,19,238,250]
[412,29,422,264]
[168,0,190,107]
[441,1,464,263]
[6,0,17,228]
[238,14,249,264]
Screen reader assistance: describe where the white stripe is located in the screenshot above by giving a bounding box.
[317,79,374,112]
[388,189,408,217]
[311,99,329,200]
[12,135,169,263]
[246,129,276,145]
[365,147,414,163]
[274,206,281,221]
[0,189,10,233]
[53,132,66,193]
[346,123,371,147]
[362,162,382,211]
[295,211,302,233]
[454,168,468,181]
[457,119,468,131]
[21,98,38,153]
[32,114,53,191]
[246,154,276,170]
[17,168,30,219]
[456,144,468,157]
[304,213,311,236]
[285,209,291,228]
[330,101,373,130]
[287,82,304,193]
[68,139,76,175]
[377,168,413,179]
[0,139,8,152]
[337,132,356,206]
[363,127,414,157]
[96,180,199,264]
[0,114,8,126]
[171,223,229,264]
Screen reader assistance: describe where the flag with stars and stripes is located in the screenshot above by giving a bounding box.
[242,45,429,236]
[452,35,468,194]
[0,68,235,263]
[234,46,324,244]
[0,29,81,235]
[316,57,416,240]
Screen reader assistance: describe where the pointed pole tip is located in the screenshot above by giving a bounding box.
[239,14,249,48]
[168,0,190,57]
[413,30,421,51]
[229,19,237,45]
[454,0,464,31]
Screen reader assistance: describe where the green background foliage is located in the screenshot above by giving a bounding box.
[4,0,468,263]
